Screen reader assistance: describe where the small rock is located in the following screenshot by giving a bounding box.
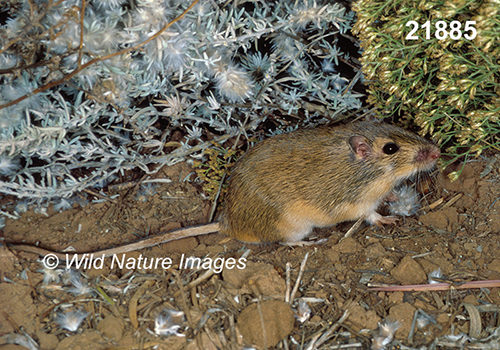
[365,242,387,259]
[419,207,458,231]
[36,330,59,350]
[391,256,426,284]
[97,315,125,342]
[238,300,294,349]
[462,294,479,306]
[324,249,340,263]
[345,303,380,331]
[332,237,361,254]
[223,262,286,297]
[487,258,500,274]
[389,303,417,339]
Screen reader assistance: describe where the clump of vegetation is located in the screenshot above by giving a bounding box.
[352,0,500,178]
[192,144,243,202]
[0,0,361,217]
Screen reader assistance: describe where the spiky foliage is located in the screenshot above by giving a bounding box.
[352,0,500,178]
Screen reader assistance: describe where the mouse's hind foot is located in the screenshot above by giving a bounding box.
[367,212,398,228]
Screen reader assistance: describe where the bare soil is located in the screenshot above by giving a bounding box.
[1,157,500,350]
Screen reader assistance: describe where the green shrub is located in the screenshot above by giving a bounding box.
[352,0,500,175]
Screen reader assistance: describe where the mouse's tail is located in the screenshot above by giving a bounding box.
[8,222,221,261]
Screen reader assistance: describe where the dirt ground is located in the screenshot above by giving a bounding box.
[1,156,500,350]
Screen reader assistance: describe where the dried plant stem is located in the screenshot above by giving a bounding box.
[285,262,291,303]
[289,252,309,303]
[369,279,500,292]
[343,217,363,239]
[78,0,85,67]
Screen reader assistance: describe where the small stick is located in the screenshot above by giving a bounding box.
[285,262,291,304]
[209,173,225,222]
[440,193,463,210]
[420,197,444,211]
[83,188,118,203]
[290,252,309,303]
[369,279,500,292]
[178,269,215,294]
[129,279,155,329]
[343,217,363,239]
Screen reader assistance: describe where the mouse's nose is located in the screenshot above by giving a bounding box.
[416,146,440,163]
[430,147,440,160]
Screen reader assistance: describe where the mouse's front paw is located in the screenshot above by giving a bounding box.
[367,212,398,228]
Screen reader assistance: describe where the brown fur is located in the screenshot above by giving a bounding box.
[219,121,440,242]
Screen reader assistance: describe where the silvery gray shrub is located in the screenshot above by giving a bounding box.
[0,0,361,220]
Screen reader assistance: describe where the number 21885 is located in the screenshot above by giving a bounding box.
[406,20,477,40]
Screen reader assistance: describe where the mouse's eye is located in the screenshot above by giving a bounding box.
[383,142,399,155]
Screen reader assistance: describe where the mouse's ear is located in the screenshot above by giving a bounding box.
[348,136,372,160]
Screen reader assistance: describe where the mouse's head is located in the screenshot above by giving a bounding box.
[347,122,440,182]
